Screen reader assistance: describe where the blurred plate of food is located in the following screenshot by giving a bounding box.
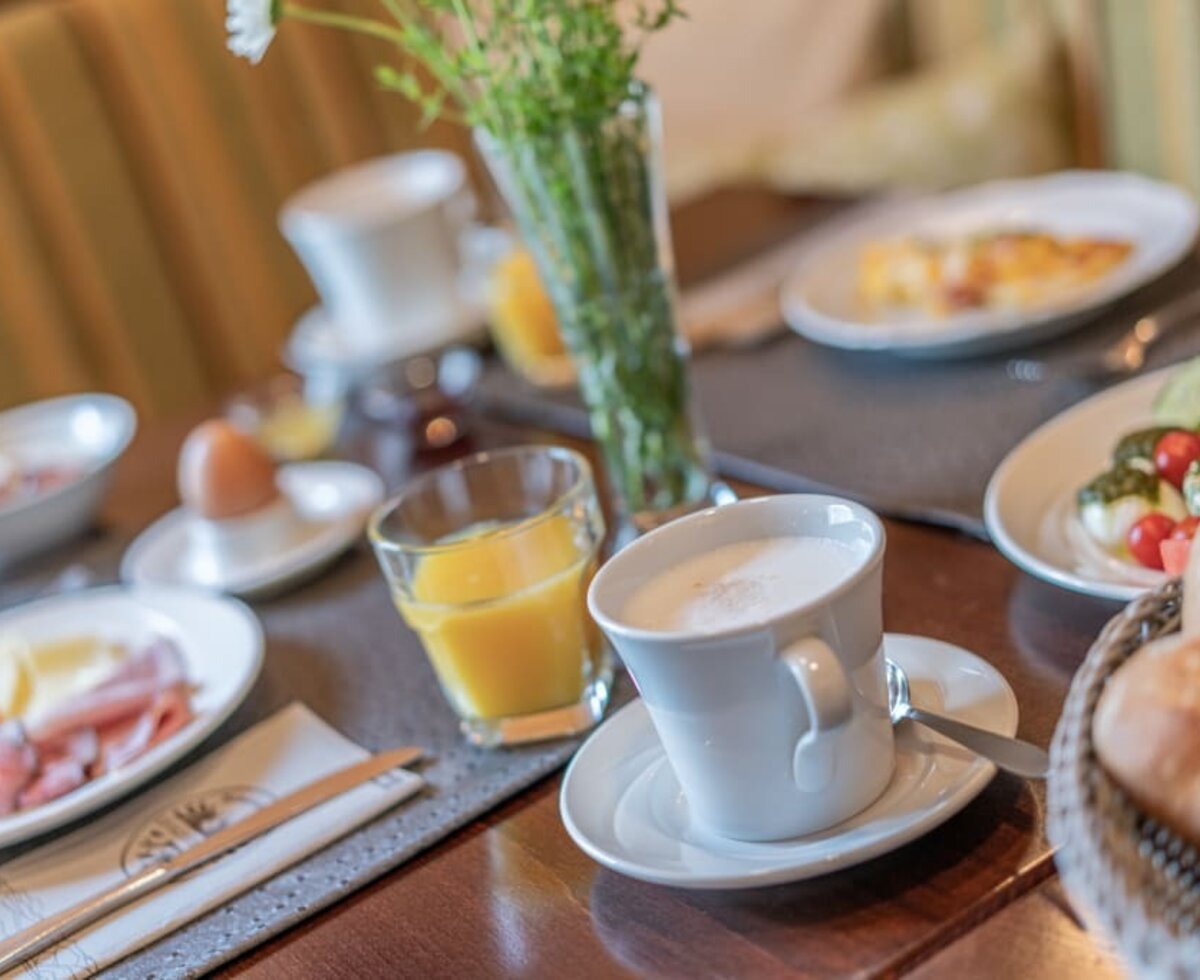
[0,394,137,569]
[781,171,1198,358]
[985,357,1200,600]
[0,585,262,847]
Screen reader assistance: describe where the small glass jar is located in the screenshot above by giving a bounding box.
[225,373,343,462]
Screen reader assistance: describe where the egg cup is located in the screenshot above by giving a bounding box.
[184,494,302,585]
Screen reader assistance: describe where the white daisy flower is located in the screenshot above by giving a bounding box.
[227,0,280,64]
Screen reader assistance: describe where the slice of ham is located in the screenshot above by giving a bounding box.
[96,684,192,775]
[0,722,36,815]
[33,725,99,772]
[3,726,102,811]
[95,637,188,690]
[26,637,188,745]
[17,757,86,810]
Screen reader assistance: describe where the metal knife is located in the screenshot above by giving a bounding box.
[1008,287,1200,384]
[0,745,424,973]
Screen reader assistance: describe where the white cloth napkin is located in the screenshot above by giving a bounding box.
[0,703,424,978]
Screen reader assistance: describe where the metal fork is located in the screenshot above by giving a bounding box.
[1007,289,1200,384]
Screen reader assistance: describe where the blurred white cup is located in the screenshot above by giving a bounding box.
[280,151,484,361]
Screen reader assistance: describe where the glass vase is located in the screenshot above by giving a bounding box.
[476,84,722,534]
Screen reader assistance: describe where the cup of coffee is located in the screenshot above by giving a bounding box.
[588,494,894,842]
[280,150,485,359]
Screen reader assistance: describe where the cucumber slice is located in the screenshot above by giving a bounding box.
[1153,357,1200,426]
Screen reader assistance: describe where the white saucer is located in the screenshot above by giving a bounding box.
[284,305,485,386]
[121,461,384,599]
[560,633,1018,889]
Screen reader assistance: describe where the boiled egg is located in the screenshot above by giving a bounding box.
[1079,481,1188,548]
[178,420,279,520]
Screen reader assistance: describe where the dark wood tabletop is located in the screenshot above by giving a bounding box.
[212,498,1125,979]
[23,189,1133,977]
[220,190,1128,978]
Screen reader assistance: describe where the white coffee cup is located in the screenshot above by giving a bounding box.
[280,151,483,360]
[588,494,895,842]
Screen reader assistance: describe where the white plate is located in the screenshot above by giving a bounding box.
[560,634,1017,889]
[781,172,1198,358]
[0,585,263,848]
[984,369,1171,601]
[121,461,384,599]
[0,395,137,568]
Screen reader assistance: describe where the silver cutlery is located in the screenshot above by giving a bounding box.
[886,659,1048,779]
[0,745,424,973]
[1007,288,1200,384]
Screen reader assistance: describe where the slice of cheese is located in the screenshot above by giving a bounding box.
[0,633,30,719]
[0,633,129,724]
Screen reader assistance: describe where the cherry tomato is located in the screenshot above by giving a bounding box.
[1128,513,1177,569]
[1154,431,1200,489]
[1173,515,1200,541]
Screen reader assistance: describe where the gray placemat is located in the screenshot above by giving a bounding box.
[0,531,632,978]
[480,257,1200,539]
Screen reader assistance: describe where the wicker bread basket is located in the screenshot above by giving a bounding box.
[1048,578,1200,978]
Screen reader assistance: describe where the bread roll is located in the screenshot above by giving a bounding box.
[1093,633,1200,841]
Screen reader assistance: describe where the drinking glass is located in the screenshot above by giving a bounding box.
[224,372,343,461]
[369,446,611,746]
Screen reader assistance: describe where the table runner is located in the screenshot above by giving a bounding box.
[479,255,1200,539]
[0,534,632,978]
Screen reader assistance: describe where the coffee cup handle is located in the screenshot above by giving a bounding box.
[780,637,854,788]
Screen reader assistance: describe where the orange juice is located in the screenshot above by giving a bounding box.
[486,249,576,387]
[396,514,602,720]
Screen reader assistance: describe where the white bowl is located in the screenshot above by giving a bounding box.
[0,394,137,567]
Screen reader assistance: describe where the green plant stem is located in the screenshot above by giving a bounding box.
[281,4,406,45]
[445,0,505,136]
[378,0,406,26]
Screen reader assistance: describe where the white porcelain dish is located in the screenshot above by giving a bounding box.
[985,368,1169,602]
[560,634,1016,889]
[0,585,263,848]
[781,172,1198,358]
[284,305,486,387]
[122,461,384,599]
[0,394,136,568]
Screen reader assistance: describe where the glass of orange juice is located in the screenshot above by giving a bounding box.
[485,247,576,388]
[369,446,611,747]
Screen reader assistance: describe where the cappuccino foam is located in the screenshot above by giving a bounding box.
[620,535,865,634]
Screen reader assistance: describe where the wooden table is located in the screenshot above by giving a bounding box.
[213,504,1125,978]
[50,190,1136,977]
